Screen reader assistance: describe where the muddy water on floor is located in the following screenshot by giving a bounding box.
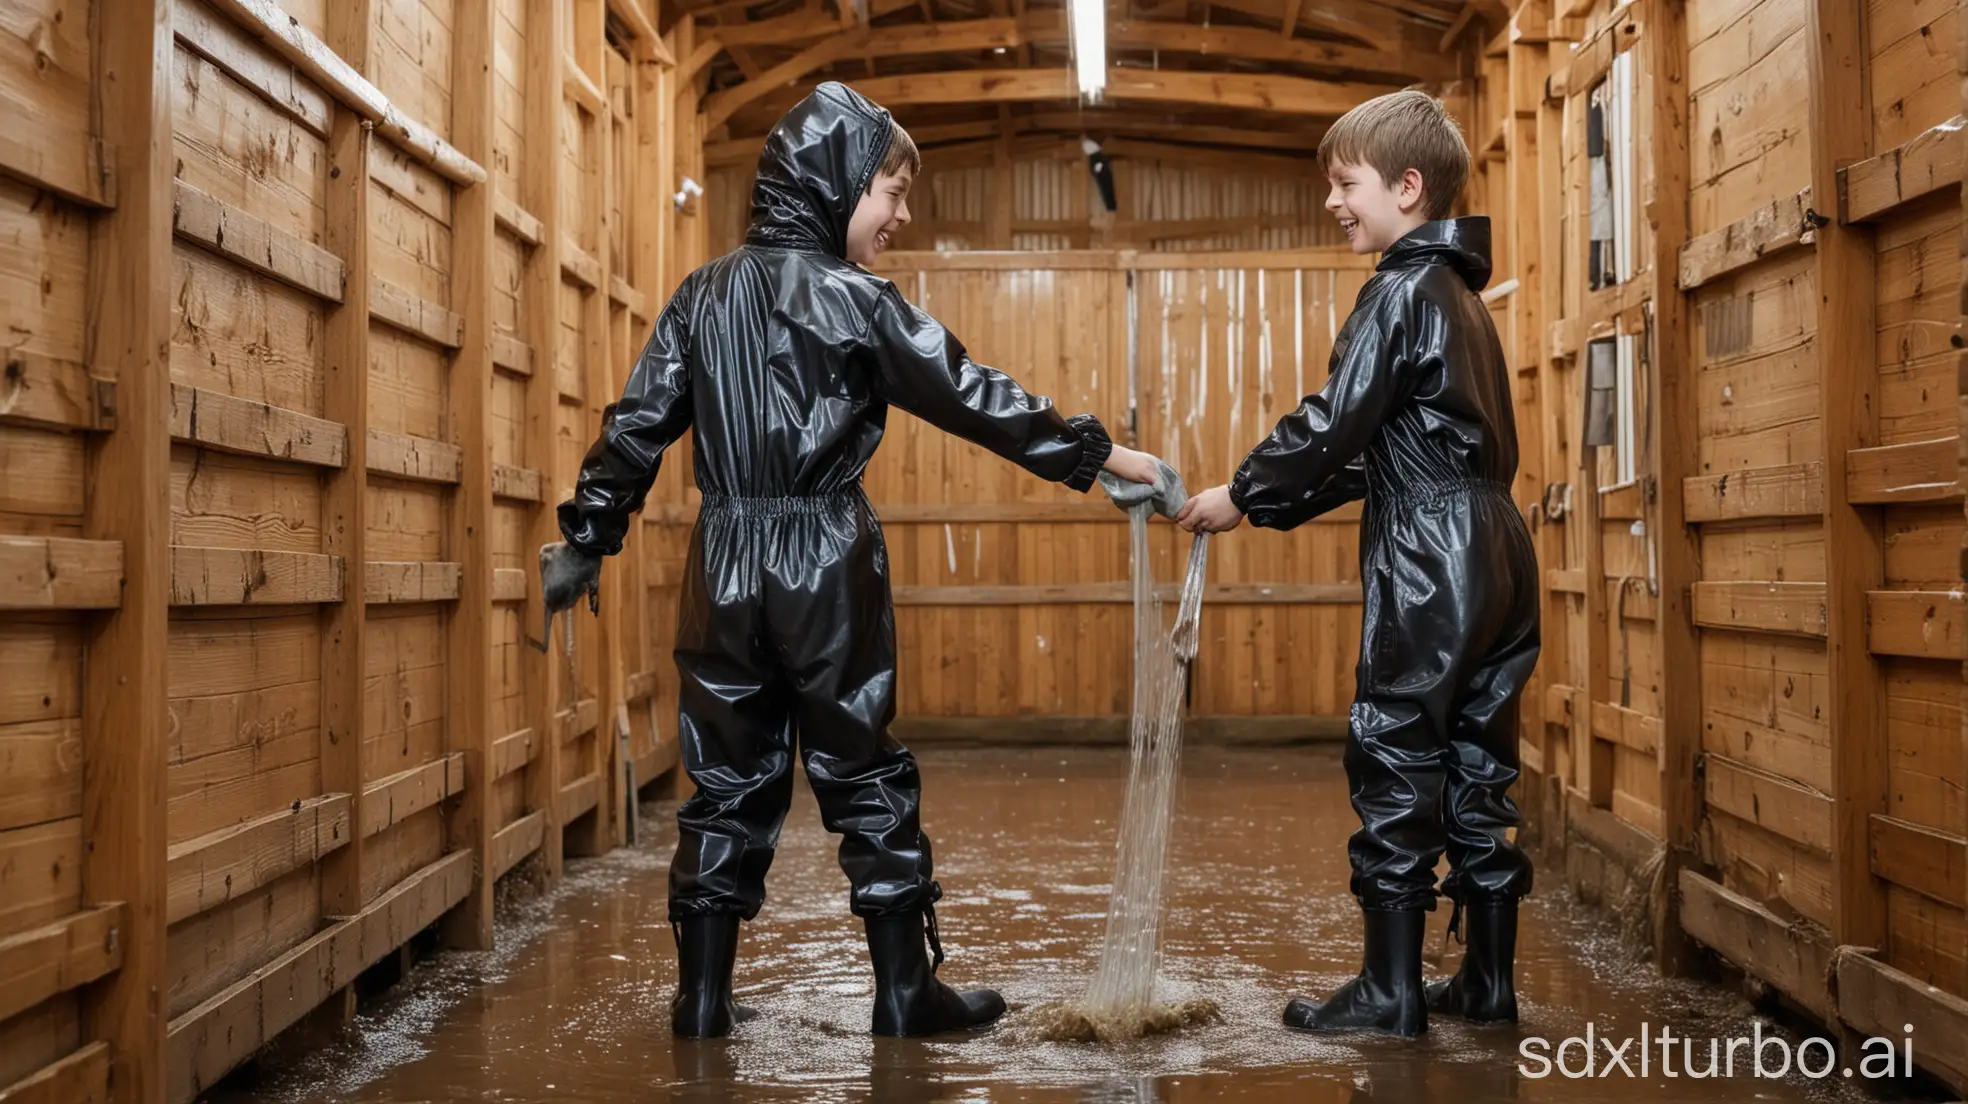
[216,748,1905,1103]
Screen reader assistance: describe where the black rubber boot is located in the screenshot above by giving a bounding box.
[865,907,1006,1036]
[1426,899,1518,1023]
[672,915,759,1037]
[1282,907,1428,1037]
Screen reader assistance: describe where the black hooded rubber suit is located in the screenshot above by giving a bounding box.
[1228,218,1538,912]
[556,83,1113,924]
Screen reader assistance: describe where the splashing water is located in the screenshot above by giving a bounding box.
[1024,506,1217,1043]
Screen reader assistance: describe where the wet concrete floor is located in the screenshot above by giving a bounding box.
[218,747,1915,1103]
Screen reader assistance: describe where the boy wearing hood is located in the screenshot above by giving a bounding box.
[1178,90,1540,1037]
[542,83,1163,1038]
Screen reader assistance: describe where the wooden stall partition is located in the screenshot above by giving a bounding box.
[1478,0,1968,1088]
[0,0,677,1098]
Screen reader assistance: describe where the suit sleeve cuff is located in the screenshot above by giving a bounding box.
[1064,413,1113,493]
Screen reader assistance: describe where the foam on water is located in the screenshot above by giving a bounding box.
[1028,505,1214,1041]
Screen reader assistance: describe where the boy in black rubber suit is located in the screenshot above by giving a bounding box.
[1178,90,1539,1037]
[539,82,1163,1039]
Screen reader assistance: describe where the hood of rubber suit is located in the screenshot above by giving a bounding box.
[744,81,895,258]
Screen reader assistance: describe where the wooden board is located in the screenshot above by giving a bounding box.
[0,1041,109,1104]
[168,384,348,468]
[360,753,466,839]
[1678,868,1834,1020]
[168,548,343,606]
[165,795,349,925]
[0,538,122,610]
[365,561,464,604]
[1690,580,1829,636]
[1705,753,1835,853]
[1869,813,1967,909]
[1682,461,1824,521]
[0,906,126,1027]
[1865,589,1965,659]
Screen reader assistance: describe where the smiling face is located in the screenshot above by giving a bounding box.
[846,167,914,265]
[1324,159,1429,254]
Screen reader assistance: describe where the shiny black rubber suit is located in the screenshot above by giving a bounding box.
[1228,218,1538,1034]
[556,83,1112,1037]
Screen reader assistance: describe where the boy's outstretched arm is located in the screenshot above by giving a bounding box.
[1218,300,1413,530]
[557,285,696,558]
[866,285,1125,490]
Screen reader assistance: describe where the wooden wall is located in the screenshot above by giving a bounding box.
[0,0,694,1100]
[1485,0,1968,1089]
[706,141,1349,257]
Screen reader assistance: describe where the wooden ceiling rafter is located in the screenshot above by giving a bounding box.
[734,66,1400,115]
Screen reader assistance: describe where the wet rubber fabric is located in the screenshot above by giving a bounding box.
[557,83,1113,923]
[1228,218,1538,911]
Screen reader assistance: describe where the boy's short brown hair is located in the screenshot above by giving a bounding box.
[1317,90,1469,220]
[874,120,920,185]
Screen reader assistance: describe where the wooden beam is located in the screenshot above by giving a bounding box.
[1806,0,1887,961]
[492,810,547,880]
[560,240,603,289]
[556,698,602,743]
[1681,462,1824,522]
[364,561,464,603]
[607,0,664,50]
[493,333,535,377]
[200,0,487,183]
[608,275,646,317]
[1834,953,1968,1093]
[493,192,545,246]
[81,5,174,1092]
[1865,590,1965,660]
[752,67,1397,118]
[492,464,544,502]
[1675,187,1815,291]
[168,547,343,605]
[1845,437,1961,504]
[166,852,472,1103]
[369,275,465,348]
[0,128,112,211]
[0,904,128,1026]
[625,669,657,704]
[1689,580,1828,638]
[1868,814,1967,909]
[490,728,540,782]
[565,53,607,115]
[492,568,528,603]
[1704,754,1834,854]
[168,384,349,468]
[445,0,500,951]
[558,772,602,822]
[1839,115,1963,224]
[360,753,468,839]
[1677,868,1833,1022]
[319,0,370,945]
[0,1042,110,1104]
[522,0,567,886]
[0,350,114,433]
[678,36,725,83]
[172,180,346,301]
[1588,700,1659,756]
[1105,16,1451,81]
[0,537,123,610]
[365,429,463,484]
[173,0,332,138]
[165,796,350,925]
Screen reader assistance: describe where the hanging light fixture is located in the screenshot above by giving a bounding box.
[1069,0,1106,99]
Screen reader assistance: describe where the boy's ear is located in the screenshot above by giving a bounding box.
[1399,167,1427,214]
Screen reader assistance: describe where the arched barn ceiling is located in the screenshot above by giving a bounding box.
[660,0,1503,161]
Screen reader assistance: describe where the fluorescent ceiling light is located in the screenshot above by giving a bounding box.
[1070,0,1106,98]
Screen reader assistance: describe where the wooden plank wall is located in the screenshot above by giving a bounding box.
[0,0,685,1099]
[1484,0,1968,1087]
[705,143,1350,255]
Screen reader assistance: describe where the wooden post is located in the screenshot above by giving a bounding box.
[1505,38,1548,830]
[1535,42,1572,815]
[1806,0,1888,961]
[81,2,173,1099]
[1641,0,1704,975]
[445,0,499,950]
[524,0,569,883]
[321,0,373,930]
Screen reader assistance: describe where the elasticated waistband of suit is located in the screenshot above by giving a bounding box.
[696,485,865,517]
